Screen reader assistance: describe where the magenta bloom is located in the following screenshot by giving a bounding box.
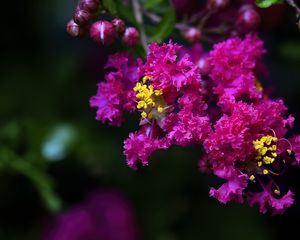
[90,52,138,126]
[124,127,170,169]
[44,191,138,240]
[90,36,300,214]
[140,41,201,91]
[208,34,265,106]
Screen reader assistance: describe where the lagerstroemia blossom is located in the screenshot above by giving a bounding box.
[90,34,300,215]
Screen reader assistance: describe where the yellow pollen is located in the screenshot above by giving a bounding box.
[258,161,262,167]
[263,156,275,164]
[253,135,278,168]
[255,80,263,92]
[287,149,292,155]
[263,169,269,175]
[157,106,164,113]
[141,111,147,119]
[134,77,165,119]
[271,152,277,157]
[274,189,281,195]
[249,175,255,181]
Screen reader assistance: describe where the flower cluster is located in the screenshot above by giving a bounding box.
[90,34,300,215]
[43,190,137,240]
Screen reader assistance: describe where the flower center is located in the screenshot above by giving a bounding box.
[133,76,166,119]
[248,135,278,181]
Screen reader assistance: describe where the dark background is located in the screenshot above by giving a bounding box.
[0,0,300,239]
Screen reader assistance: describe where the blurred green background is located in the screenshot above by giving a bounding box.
[1,0,300,239]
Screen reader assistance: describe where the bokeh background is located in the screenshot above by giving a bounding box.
[1,0,300,239]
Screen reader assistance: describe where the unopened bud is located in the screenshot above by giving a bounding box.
[79,0,100,13]
[207,0,229,10]
[90,20,117,45]
[237,5,261,32]
[122,27,140,47]
[66,19,86,37]
[112,18,126,34]
[73,8,93,26]
[198,56,210,75]
[182,27,201,43]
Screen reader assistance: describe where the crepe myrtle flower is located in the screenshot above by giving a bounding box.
[43,190,138,240]
[90,36,300,214]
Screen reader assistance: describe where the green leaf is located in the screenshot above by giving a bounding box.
[10,158,62,212]
[144,0,165,10]
[255,0,282,8]
[116,1,137,26]
[102,0,117,15]
[151,8,176,42]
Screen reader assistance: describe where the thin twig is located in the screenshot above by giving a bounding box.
[131,0,148,52]
[286,0,300,18]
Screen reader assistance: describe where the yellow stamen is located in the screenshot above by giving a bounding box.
[141,111,147,119]
[134,77,165,119]
[249,175,255,181]
[258,161,262,167]
[274,189,281,195]
[263,169,269,175]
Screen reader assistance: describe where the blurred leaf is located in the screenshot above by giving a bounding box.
[103,0,117,15]
[144,0,165,10]
[0,147,61,212]
[42,124,78,162]
[151,8,176,42]
[255,0,283,8]
[10,158,61,212]
[279,41,300,61]
[116,1,137,26]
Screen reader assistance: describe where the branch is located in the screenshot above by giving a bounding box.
[131,0,148,52]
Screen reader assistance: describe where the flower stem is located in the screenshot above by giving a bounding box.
[131,0,148,52]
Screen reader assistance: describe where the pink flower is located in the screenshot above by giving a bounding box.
[124,127,170,169]
[208,34,265,101]
[164,89,211,146]
[141,41,201,92]
[44,190,138,240]
[209,166,248,204]
[289,135,300,166]
[248,189,294,215]
[90,52,138,126]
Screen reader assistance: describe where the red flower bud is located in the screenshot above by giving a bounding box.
[182,27,201,43]
[237,5,261,32]
[90,20,117,45]
[207,0,229,10]
[198,56,210,75]
[122,27,140,47]
[73,8,93,26]
[66,19,86,37]
[79,0,100,13]
[112,18,126,34]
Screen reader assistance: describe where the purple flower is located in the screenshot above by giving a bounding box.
[140,41,201,92]
[208,34,265,103]
[248,189,294,215]
[90,52,138,126]
[44,191,138,240]
[124,127,171,169]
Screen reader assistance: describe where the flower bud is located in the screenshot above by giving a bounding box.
[122,27,140,47]
[182,27,201,43]
[112,18,126,34]
[90,20,117,45]
[198,56,210,75]
[79,0,100,13]
[73,8,93,26]
[237,5,261,32]
[66,19,86,37]
[207,0,229,10]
